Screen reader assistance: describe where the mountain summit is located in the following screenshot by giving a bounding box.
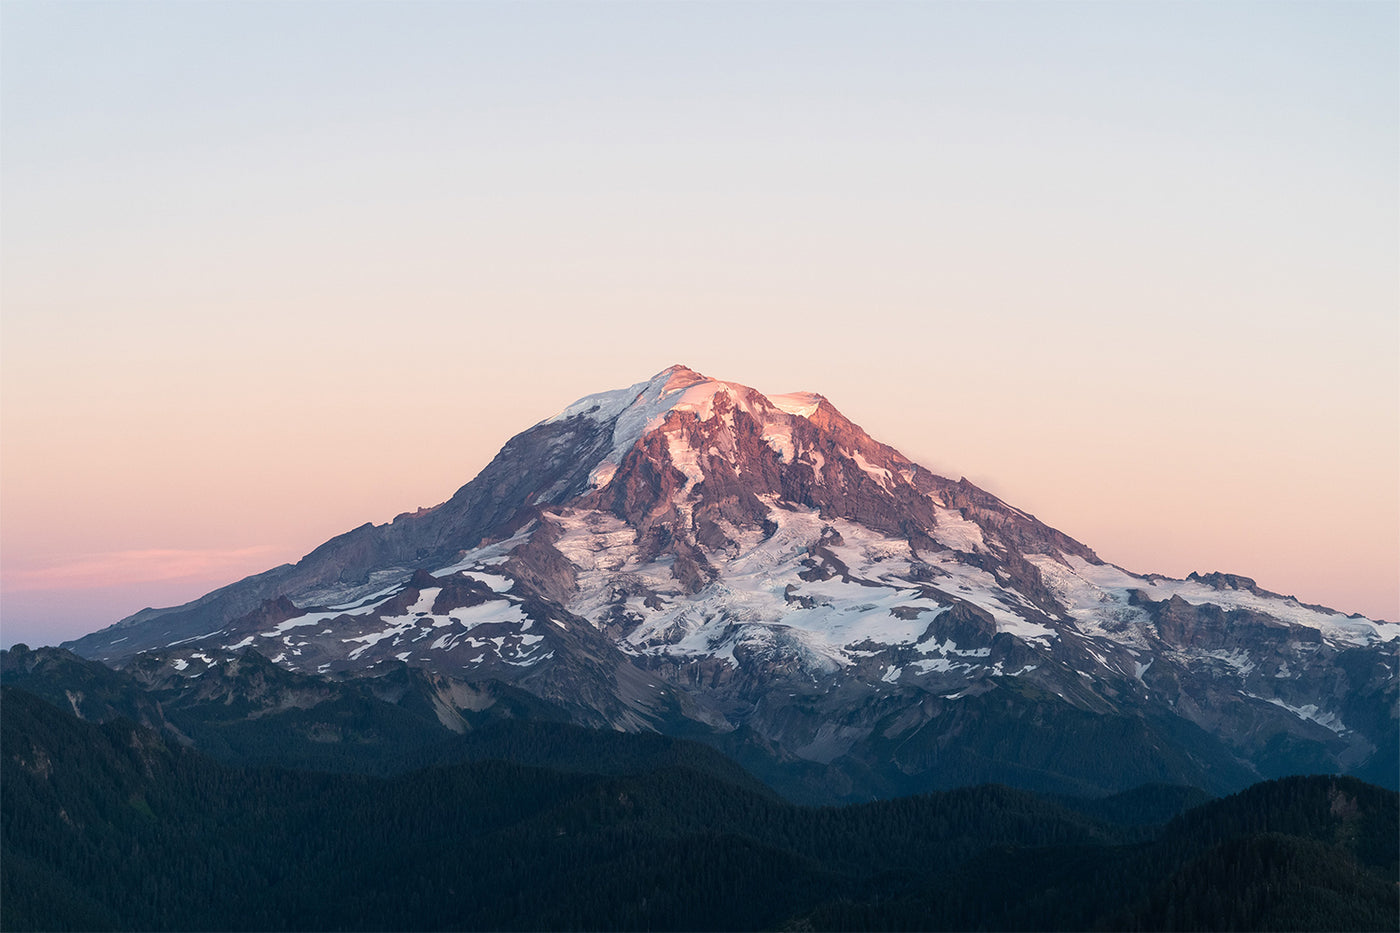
[63,366,1398,798]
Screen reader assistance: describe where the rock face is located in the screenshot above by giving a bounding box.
[62,365,1400,799]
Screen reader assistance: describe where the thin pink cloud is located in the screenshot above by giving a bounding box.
[2,546,287,592]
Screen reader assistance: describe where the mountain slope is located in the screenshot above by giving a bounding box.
[5,687,1395,932]
[61,365,1399,799]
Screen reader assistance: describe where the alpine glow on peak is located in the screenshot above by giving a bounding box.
[61,366,1399,801]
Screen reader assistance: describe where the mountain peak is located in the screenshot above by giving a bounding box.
[655,362,708,387]
[545,366,820,490]
[548,366,826,434]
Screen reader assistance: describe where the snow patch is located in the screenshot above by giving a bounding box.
[769,392,822,418]
[1046,555,1397,647]
[930,505,987,553]
[258,588,403,638]
[850,450,893,489]
[1245,694,1350,734]
[343,619,419,661]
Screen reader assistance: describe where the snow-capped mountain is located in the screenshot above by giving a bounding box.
[64,365,1398,798]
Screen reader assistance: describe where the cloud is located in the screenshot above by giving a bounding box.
[1,546,288,592]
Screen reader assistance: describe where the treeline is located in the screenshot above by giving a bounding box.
[3,685,1396,931]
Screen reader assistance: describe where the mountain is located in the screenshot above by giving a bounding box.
[0,642,771,793]
[61,365,1398,800]
[5,686,1396,931]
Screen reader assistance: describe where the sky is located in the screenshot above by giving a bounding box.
[2,1,1396,649]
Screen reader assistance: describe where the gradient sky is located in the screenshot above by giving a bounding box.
[3,1,1397,649]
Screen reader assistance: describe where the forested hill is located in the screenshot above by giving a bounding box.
[4,684,1396,932]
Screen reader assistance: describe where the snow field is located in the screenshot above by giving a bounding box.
[552,500,1060,676]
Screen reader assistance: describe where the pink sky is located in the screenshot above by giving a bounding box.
[2,3,1396,647]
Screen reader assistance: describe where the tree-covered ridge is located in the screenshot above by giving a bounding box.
[4,685,1396,932]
